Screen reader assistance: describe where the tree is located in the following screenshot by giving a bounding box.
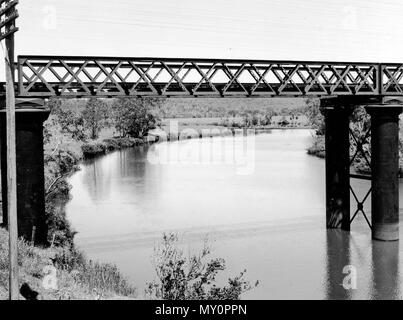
[81,98,108,139]
[46,98,86,141]
[304,98,324,134]
[111,98,160,138]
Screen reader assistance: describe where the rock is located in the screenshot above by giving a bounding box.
[20,283,39,300]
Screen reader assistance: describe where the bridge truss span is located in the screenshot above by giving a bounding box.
[15,55,403,98]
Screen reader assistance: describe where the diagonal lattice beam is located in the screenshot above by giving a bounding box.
[349,112,372,231]
[349,126,371,169]
[349,185,372,229]
[14,56,403,97]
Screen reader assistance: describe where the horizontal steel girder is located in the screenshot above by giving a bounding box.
[2,56,403,98]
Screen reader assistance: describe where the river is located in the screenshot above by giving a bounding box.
[66,129,403,299]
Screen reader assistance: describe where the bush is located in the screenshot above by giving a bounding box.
[307,135,325,158]
[81,143,107,157]
[102,139,120,151]
[45,200,76,247]
[145,233,258,300]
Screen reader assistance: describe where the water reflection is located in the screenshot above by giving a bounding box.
[81,156,112,200]
[325,230,353,300]
[371,240,400,299]
[80,146,154,201]
[325,229,401,300]
[117,146,149,179]
[66,130,403,299]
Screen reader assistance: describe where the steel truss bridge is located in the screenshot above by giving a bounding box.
[2,54,403,245]
[2,56,403,98]
[2,1,403,302]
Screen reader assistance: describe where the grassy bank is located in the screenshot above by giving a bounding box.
[81,136,145,158]
[307,135,325,159]
[0,106,152,299]
[0,132,143,299]
[0,228,136,300]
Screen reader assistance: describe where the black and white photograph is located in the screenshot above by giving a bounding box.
[0,0,403,308]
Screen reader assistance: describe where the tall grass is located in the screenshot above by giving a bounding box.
[53,247,136,298]
[0,228,137,299]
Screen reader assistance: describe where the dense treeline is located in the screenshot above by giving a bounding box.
[159,97,307,118]
[48,97,162,141]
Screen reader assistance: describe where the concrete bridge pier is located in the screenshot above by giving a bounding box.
[0,98,50,246]
[366,105,402,241]
[322,100,351,231]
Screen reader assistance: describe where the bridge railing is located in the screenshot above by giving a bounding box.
[13,55,403,97]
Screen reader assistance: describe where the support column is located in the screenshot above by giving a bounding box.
[323,101,351,230]
[1,99,50,245]
[366,105,402,241]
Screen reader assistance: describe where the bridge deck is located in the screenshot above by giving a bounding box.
[2,56,403,98]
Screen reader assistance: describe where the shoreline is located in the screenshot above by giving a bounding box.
[306,133,403,177]
[0,134,149,300]
[1,122,313,299]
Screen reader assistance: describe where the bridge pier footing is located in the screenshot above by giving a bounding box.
[323,103,351,230]
[366,105,402,241]
[0,101,50,246]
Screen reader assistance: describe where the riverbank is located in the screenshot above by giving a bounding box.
[1,114,308,299]
[66,129,332,299]
[0,124,148,299]
[306,134,373,174]
[0,228,137,300]
[51,119,313,245]
[307,135,325,159]
[81,137,145,158]
[307,133,403,176]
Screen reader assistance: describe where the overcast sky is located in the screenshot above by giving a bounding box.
[1,0,403,63]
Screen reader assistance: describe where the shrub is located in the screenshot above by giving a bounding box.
[307,135,325,158]
[145,233,258,300]
[102,139,120,151]
[45,200,76,247]
[81,143,106,157]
